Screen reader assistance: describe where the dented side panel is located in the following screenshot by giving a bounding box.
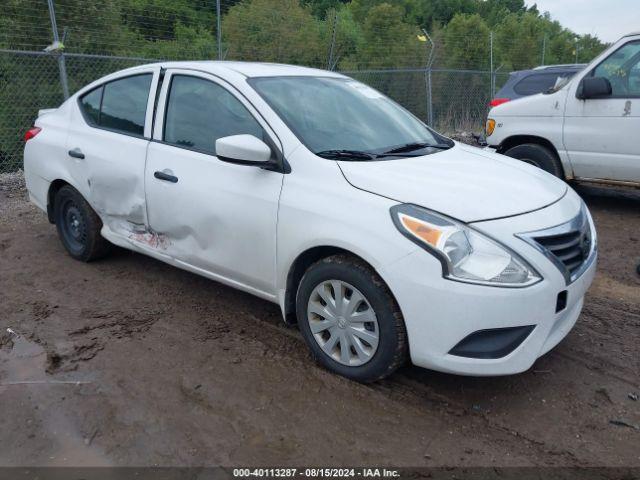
[63,68,162,236]
[65,106,150,234]
[144,141,283,295]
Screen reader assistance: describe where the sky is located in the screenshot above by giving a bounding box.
[525,0,640,43]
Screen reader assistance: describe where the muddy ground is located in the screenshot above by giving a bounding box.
[0,172,638,468]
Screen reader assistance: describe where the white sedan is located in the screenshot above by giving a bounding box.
[24,62,597,382]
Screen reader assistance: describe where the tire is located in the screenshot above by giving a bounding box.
[504,143,564,178]
[53,185,112,262]
[296,254,408,383]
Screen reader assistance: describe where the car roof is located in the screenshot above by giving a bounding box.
[122,61,345,79]
[532,64,587,71]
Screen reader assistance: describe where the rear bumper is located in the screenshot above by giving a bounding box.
[380,190,596,376]
[25,171,50,213]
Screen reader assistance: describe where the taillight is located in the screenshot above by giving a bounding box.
[24,127,42,142]
[489,98,510,108]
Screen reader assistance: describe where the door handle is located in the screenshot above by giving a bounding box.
[68,148,85,159]
[154,170,178,183]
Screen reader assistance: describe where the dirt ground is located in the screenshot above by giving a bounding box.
[0,172,638,468]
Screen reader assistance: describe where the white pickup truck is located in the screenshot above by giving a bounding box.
[485,32,640,187]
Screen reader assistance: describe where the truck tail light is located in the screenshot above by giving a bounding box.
[24,127,42,142]
[489,98,510,108]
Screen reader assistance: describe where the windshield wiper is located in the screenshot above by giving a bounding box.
[315,149,376,160]
[382,142,451,155]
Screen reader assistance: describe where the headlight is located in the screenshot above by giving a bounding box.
[390,204,541,287]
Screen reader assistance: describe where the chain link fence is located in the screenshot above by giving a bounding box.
[0,50,151,172]
[0,48,509,173]
[0,0,596,173]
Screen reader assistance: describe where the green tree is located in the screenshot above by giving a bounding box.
[414,0,478,28]
[325,6,364,69]
[222,0,326,67]
[443,13,490,69]
[495,11,557,70]
[301,0,350,19]
[351,2,424,69]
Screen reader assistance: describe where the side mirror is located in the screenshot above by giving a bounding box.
[578,77,612,100]
[215,134,273,166]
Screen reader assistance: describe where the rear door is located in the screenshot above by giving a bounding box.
[563,40,640,182]
[144,69,284,297]
[67,68,160,235]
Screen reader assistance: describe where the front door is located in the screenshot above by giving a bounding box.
[564,40,640,183]
[144,70,284,297]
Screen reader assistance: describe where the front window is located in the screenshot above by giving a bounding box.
[164,75,264,155]
[250,76,451,159]
[593,40,640,97]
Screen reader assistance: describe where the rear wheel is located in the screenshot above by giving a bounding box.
[53,185,112,262]
[296,254,408,382]
[504,143,564,178]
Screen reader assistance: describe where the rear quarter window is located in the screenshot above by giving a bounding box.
[79,86,102,125]
[514,72,573,96]
[100,75,152,136]
[78,73,153,136]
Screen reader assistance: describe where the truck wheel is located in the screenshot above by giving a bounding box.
[296,254,408,383]
[53,185,112,262]
[504,143,564,178]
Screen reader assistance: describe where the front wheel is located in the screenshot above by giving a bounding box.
[53,185,112,262]
[296,255,408,382]
[503,143,564,178]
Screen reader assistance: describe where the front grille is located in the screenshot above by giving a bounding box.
[533,229,590,275]
[517,204,595,285]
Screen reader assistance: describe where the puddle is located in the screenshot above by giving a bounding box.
[0,333,49,383]
[0,332,111,466]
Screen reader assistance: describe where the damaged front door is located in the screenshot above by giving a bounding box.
[144,70,284,298]
[67,68,160,235]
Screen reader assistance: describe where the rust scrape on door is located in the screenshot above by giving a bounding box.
[129,229,171,250]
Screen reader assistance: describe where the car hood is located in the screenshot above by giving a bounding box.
[338,143,567,223]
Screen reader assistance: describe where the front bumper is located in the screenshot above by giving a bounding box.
[381,188,597,376]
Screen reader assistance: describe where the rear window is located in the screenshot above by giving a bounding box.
[79,74,153,136]
[514,72,574,96]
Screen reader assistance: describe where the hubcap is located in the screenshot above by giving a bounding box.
[307,280,379,367]
[60,200,86,253]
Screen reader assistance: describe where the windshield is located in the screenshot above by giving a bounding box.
[249,76,452,159]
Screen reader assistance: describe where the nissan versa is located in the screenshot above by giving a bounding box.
[23,62,597,382]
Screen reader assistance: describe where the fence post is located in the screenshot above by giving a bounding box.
[327,10,338,71]
[46,0,69,99]
[489,31,494,103]
[421,29,434,126]
[216,0,222,60]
